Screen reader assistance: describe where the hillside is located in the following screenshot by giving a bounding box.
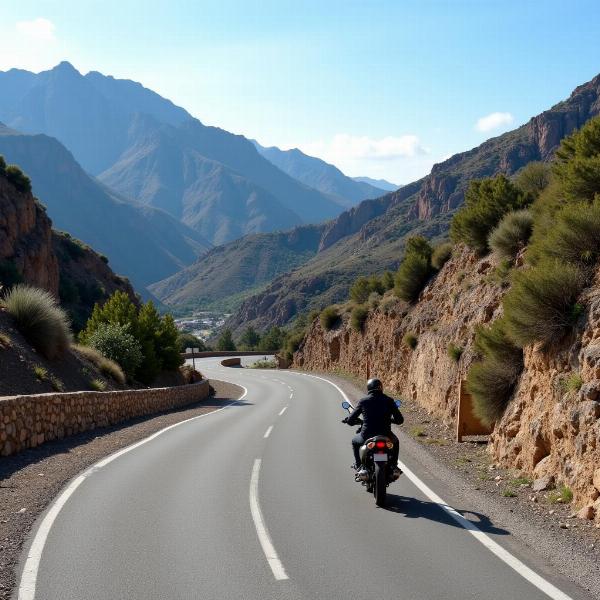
[149,224,324,312]
[0,125,211,290]
[226,71,600,334]
[254,141,383,207]
[0,63,348,247]
[0,163,138,394]
[352,176,399,192]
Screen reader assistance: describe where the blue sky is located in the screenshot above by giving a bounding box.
[1,1,599,183]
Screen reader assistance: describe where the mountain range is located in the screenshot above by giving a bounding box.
[252,141,386,207]
[0,62,361,250]
[351,176,399,192]
[217,71,600,334]
[0,123,210,290]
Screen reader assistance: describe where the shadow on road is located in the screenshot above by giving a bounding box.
[0,395,252,481]
[384,493,509,536]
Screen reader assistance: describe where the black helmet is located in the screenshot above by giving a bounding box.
[367,378,383,392]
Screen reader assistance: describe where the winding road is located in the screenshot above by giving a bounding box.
[16,357,591,600]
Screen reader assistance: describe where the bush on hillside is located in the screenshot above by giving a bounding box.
[554,115,600,202]
[320,306,340,331]
[87,323,142,379]
[177,332,206,353]
[350,305,369,332]
[403,332,418,349]
[503,260,585,347]
[473,318,522,364]
[258,326,286,352]
[284,331,305,358]
[405,235,433,261]
[514,161,551,199]
[349,277,372,304]
[5,165,32,194]
[2,284,72,359]
[447,343,464,362]
[467,358,522,426]
[71,343,126,385]
[238,326,261,350]
[529,201,600,268]
[450,175,531,254]
[431,242,453,270]
[488,209,534,261]
[394,252,432,302]
[381,270,395,291]
[216,328,236,351]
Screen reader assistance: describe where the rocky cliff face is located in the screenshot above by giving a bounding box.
[294,247,600,517]
[0,168,137,327]
[0,176,58,294]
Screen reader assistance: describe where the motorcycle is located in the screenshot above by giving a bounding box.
[341,399,402,507]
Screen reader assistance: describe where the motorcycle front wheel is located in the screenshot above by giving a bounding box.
[374,462,387,507]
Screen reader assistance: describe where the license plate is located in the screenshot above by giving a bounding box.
[374,453,388,462]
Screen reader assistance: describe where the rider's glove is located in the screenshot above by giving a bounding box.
[341,417,349,424]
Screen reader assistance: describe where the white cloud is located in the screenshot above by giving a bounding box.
[16,18,56,42]
[0,19,65,73]
[281,133,433,183]
[475,112,514,133]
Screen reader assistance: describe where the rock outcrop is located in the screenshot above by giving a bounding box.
[294,248,600,517]
[0,176,58,294]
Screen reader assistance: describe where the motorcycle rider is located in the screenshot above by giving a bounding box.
[342,378,403,477]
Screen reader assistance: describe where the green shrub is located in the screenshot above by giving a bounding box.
[529,201,600,268]
[467,358,521,426]
[381,271,395,291]
[320,306,340,330]
[257,326,286,351]
[50,376,65,392]
[503,260,585,347]
[249,359,278,369]
[405,236,433,260]
[350,305,369,332]
[177,332,206,353]
[403,332,418,349]
[3,285,72,358]
[431,242,453,270]
[488,209,534,261]
[564,372,583,393]
[548,484,573,504]
[450,175,532,254]
[72,343,126,385]
[238,326,261,350]
[554,116,600,202]
[216,328,236,351]
[33,365,48,381]
[447,343,464,362]
[87,323,143,379]
[90,378,107,391]
[394,253,432,302]
[285,331,305,357]
[514,161,551,199]
[5,165,32,193]
[474,318,521,364]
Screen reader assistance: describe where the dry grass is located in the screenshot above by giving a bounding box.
[71,343,126,385]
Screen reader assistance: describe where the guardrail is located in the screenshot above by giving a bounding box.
[181,351,271,359]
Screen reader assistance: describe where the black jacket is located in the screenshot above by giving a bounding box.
[346,390,404,437]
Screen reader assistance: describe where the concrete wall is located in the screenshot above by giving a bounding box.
[182,351,270,359]
[0,380,210,457]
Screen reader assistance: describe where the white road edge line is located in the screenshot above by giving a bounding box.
[249,459,289,581]
[289,392,293,399]
[292,372,574,600]
[18,388,248,600]
[279,406,288,416]
[264,425,274,438]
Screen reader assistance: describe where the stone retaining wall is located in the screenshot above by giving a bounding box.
[0,380,210,457]
[221,358,241,367]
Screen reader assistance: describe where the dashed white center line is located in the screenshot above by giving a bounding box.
[289,392,293,399]
[278,406,288,416]
[263,426,274,438]
[249,459,288,581]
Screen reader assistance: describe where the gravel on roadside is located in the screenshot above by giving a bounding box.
[0,380,243,600]
[308,370,600,600]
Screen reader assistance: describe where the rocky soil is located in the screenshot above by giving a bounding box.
[0,380,242,600]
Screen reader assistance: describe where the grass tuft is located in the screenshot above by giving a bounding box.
[488,209,533,261]
[33,365,48,381]
[71,343,126,385]
[90,378,107,392]
[320,306,340,331]
[2,285,72,359]
[447,343,464,362]
[403,332,418,349]
[350,305,369,332]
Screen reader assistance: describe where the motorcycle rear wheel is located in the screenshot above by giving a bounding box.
[374,463,387,507]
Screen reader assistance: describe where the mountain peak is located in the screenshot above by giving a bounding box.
[51,61,81,76]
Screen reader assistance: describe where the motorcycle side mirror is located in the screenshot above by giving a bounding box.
[341,401,351,410]
[395,399,402,408]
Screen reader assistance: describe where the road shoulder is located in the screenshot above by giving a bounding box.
[0,380,243,600]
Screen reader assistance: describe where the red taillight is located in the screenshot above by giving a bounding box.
[375,441,386,449]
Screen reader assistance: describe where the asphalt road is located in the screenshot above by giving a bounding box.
[16,357,592,600]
